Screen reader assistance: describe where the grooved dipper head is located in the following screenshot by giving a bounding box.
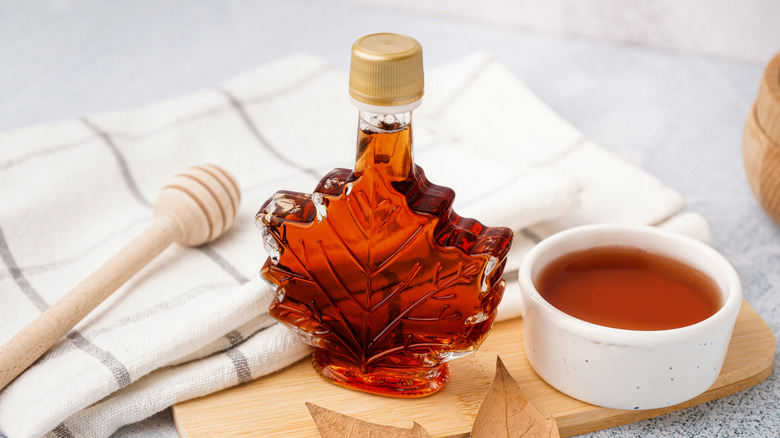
[153,164,241,247]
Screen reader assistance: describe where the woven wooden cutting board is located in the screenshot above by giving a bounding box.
[172,299,774,437]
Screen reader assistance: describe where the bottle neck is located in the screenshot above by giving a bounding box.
[354,110,413,181]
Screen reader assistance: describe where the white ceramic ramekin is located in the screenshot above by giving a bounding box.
[518,224,742,410]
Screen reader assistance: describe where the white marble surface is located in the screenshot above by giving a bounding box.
[338,0,780,63]
[1,1,777,437]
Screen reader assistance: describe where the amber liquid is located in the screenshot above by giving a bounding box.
[258,115,513,397]
[536,247,722,330]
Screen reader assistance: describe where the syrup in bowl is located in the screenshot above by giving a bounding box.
[535,246,723,331]
[518,224,743,410]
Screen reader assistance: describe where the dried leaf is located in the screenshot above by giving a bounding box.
[471,356,560,438]
[307,402,432,438]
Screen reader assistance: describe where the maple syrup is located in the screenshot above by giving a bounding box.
[256,33,513,397]
[536,246,723,330]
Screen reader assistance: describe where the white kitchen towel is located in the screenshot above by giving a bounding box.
[0,52,709,438]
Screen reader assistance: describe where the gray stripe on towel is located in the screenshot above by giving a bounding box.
[81,118,152,208]
[218,88,319,179]
[225,330,245,347]
[0,225,49,312]
[83,117,250,286]
[520,228,542,244]
[36,281,235,366]
[198,246,250,285]
[0,137,95,171]
[66,332,132,388]
[240,64,335,105]
[0,215,151,280]
[51,423,75,438]
[226,348,252,384]
[0,65,334,173]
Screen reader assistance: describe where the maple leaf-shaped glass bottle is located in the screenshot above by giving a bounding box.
[256,33,513,397]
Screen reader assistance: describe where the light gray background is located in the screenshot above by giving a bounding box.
[1,1,777,436]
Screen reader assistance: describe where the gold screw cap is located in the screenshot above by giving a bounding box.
[349,33,424,107]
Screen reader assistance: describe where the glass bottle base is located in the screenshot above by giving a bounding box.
[311,350,450,398]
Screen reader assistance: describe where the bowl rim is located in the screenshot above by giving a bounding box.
[518,224,743,347]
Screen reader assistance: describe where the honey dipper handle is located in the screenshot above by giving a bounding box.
[0,216,178,392]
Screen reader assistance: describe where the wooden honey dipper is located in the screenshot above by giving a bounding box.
[0,164,241,392]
